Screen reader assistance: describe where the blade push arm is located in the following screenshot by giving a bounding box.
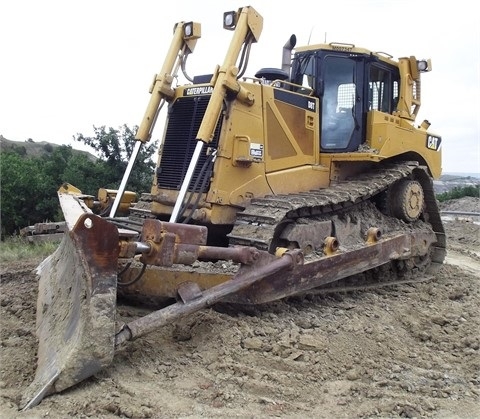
[170,6,263,222]
[110,21,201,217]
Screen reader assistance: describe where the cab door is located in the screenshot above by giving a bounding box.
[318,54,365,153]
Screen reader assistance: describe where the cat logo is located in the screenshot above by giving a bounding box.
[426,135,441,151]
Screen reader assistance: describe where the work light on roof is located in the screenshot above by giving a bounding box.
[417,59,430,72]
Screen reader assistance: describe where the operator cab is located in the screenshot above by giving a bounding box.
[290,43,400,153]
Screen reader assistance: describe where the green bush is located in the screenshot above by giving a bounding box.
[437,184,480,202]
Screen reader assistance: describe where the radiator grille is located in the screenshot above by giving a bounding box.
[156,95,221,192]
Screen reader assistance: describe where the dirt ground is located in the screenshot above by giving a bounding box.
[1,197,479,419]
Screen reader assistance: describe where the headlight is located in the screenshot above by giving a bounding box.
[223,11,237,29]
[184,23,193,37]
[182,22,201,40]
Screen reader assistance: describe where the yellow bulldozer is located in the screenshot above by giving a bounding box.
[21,5,445,409]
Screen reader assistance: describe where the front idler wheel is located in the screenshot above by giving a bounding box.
[390,179,424,222]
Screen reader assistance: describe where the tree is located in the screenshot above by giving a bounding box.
[0,151,57,237]
[62,153,108,196]
[74,125,158,194]
[1,125,158,238]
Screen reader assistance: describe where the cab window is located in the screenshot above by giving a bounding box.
[368,65,399,113]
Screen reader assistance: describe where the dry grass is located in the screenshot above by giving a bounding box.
[0,236,59,263]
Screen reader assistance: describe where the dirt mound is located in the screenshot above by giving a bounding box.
[1,217,479,418]
[439,196,479,213]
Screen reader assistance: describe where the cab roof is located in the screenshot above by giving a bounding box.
[295,42,398,66]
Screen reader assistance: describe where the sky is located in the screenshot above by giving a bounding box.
[1,0,479,174]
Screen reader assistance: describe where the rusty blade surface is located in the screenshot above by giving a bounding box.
[21,214,119,410]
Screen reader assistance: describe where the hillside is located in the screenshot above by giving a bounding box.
[433,175,480,194]
[0,136,96,161]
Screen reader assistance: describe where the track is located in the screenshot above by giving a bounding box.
[229,163,443,247]
[227,161,446,293]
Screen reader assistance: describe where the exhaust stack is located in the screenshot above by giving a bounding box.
[281,34,297,76]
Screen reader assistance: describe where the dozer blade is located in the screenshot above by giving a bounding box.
[21,214,119,410]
